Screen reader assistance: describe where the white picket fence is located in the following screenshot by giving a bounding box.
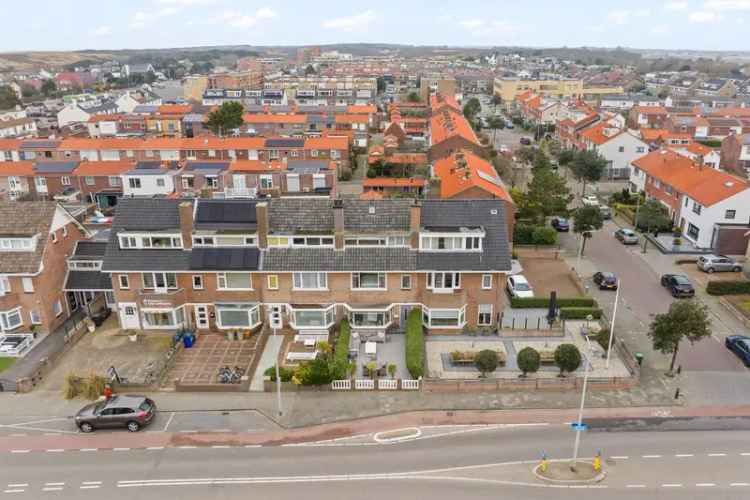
[331,379,421,391]
[354,379,375,390]
[377,379,398,390]
[331,379,352,390]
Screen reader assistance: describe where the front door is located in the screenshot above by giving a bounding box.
[286,174,300,192]
[233,174,247,190]
[195,305,209,330]
[119,303,140,329]
[400,306,411,328]
[67,292,78,312]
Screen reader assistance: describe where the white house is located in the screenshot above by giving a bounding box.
[679,180,750,249]
[670,143,722,170]
[57,100,118,127]
[579,122,649,180]
[121,167,177,197]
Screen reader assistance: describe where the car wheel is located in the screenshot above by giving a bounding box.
[734,267,742,272]
[79,422,94,433]
[127,421,140,432]
[706,268,715,273]
[671,289,678,298]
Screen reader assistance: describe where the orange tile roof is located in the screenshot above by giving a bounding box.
[87,113,126,123]
[141,136,266,150]
[304,136,349,150]
[363,177,426,187]
[579,122,624,145]
[335,114,369,124]
[383,152,428,164]
[0,139,22,149]
[430,93,461,113]
[433,149,513,203]
[639,128,668,141]
[347,104,377,114]
[685,142,714,156]
[359,189,384,199]
[229,160,283,172]
[633,149,748,206]
[0,161,34,176]
[59,137,145,150]
[633,105,668,115]
[242,113,307,124]
[73,160,136,176]
[709,107,750,118]
[157,104,193,115]
[430,108,480,147]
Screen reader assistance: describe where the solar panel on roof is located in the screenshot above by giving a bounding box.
[476,170,505,187]
[189,248,259,271]
[195,200,257,224]
[135,161,161,170]
[34,161,79,173]
[265,138,304,148]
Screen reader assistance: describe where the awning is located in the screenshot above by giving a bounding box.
[63,270,112,292]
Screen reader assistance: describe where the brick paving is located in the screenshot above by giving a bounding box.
[168,333,261,385]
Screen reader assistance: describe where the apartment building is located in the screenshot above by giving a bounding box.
[103,198,511,335]
[0,201,90,336]
[264,76,377,106]
[495,78,622,102]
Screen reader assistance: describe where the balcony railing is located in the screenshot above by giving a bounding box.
[224,187,257,199]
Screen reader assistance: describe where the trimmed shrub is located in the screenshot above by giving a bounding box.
[294,358,333,386]
[474,350,499,377]
[554,344,582,375]
[510,297,597,309]
[706,280,750,296]
[334,319,351,367]
[697,139,722,148]
[517,347,541,377]
[513,224,535,244]
[264,365,295,382]
[532,226,558,245]
[405,308,425,379]
[559,307,603,320]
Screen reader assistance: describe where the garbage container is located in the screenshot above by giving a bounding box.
[183,333,194,348]
[635,352,644,366]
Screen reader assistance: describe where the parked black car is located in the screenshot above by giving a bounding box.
[551,217,570,232]
[593,271,618,290]
[75,395,156,433]
[725,335,750,367]
[660,274,695,298]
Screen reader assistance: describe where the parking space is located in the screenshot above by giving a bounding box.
[517,256,581,297]
[167,333,261,385]
[678,262,744,289]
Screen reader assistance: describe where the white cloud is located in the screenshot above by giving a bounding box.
[129,6,180,30]
[665,1,689,9]
[322,10,376,31]
[461,19,523,38]
[155,0,216,5]
[92,25,112,36]
[689,10,723,21]
[704,0,750,10]
[208,7,277,28]
[606,8,651,25]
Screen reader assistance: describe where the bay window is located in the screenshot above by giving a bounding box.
[217,272,252,290]
[427,272,461,291]
[293,272,327,290]
[0,307,23,331]
[422,306,466,329]
[351,272,386,290]
[289,305,335,329]
[215,303,261,329]
[142,306,185,329]
[349,310,389,328]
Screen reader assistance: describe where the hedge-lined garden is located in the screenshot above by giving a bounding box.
[405,308,424,379]
[510,297,597,308]
[706,280,750,296]
[558,307,603,320]
[513,224,558,245]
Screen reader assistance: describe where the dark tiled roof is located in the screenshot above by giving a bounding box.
[343,199,412,232]
[34,161,79,173]
[189,248,260,271]
[269,198,334,233]
[184,161,230,171]
[71,240,107,259]
[265,138,304,148]
[0,202,57,274]
[286,159,329,174]
[417,199,511,272]
[262,247,416,272]
[64,270,112,291]
[19,139,60,149]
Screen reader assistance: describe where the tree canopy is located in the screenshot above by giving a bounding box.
[474,350,499,377]
[462,97,481,122]
[569,150,607,195]
[206,101,244,136]
[573,206,603,255]
[648,300,711,374]
[636,199,672,232]
[0,86,20,110]
[516,163,571,224]
[517,347,541,377]
[406,91,421,103]
[554,344,582,376]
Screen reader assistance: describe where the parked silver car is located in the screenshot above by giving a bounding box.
[697,254,742,273]
[615,228,639,245]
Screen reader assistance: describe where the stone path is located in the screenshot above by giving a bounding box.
[250,334,284,391]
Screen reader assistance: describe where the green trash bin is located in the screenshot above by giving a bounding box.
[635,352,644,366]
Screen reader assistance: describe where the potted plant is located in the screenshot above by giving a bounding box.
[673,236,682,247]
[366,361,377,378]
[387,363,397,378]
[127,330,138,342]
[84,317,95,333]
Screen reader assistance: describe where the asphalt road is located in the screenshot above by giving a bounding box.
[2,426,749,499]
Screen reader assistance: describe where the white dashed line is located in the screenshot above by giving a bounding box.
[113,448,130,451]
[211,445,231,449]
[3,490,25,494]
[45,449,64,453]
[626,484,646,488]
[178,430,197,433]
[178,446,197,449]
[212,429,231,433]
[708,453,727,457]
[42,487,63,492]
[696,483,716,487]
[741,452,750,456]
[6,485,27,488]
[146,446,165,450]
[244,444,262,448]
[80,448,98,452]
[662,484,682,488]
[610,455,628,459]
[80,485,100,489]
[82,482,102,485]
[730,483,750,487]
[10,450,30,453]
[675,454,694,457]
[642,454,661,458]
[44,483,65,486]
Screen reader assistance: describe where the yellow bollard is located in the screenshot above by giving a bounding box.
[593,453,602,472]
[540,455,549,473]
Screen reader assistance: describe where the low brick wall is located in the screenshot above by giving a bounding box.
[175,375,251,392]
[422,374,636,393]
[514,245,561,259]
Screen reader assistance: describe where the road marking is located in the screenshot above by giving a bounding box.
[642,454,661,458]
[42,487,63,492]
[708,453,727,457]
[82,482,102,485]
[244,445,261,448]
[212,429,231,433]
[45,449,64,453]
[211,445,231,449]
[3,490,25,494]
[675,454,694,457]
[6,485,27,488]
[80,485,100,489]
[661,484,682,488]
[741,452,750,456]
[730,483,750,486]
[45,483,64,486]
[10,450,30,453]
[625,484,645,488]
[178,430,197,433]
[113,448,130,451]
[9,433,26,437]
[146,446,165,450]
[162,412,175,432]
[696,483,716,487]
[610,455,628,459]
[80,448,98,452]
[43,433,60,436]
[178,446,197,449]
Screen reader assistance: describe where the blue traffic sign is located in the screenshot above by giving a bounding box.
[571,422,588,431]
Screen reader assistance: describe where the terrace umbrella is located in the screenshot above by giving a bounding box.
[547,291,558,327]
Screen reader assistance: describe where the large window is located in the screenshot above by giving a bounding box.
[687,223,700,240]
[420,234,483,251]
[345,235,408,247]
[142,272,178,290]
[142,307,185,329]
[193,235,256,247]
[350,310,389,328]
[291,236,334,247]
[351,272,386,290]
[217,272,252,290]
[0,237,35,251]
[293,272,327,290]
[692,201,702,215]
[0,307,22,331]
[422,306,466,329]
[427,272,461,291]
[478,304,493,326]
[215,303,260,330]
[290,306,335,329]
[119,233,182,250]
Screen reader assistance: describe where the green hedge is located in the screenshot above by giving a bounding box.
[697,139,722,148]
[405,308,424,379]
[510,297,597,308]
[706,280,750,296]
[513,224,558,245]
[264,365,295,382]
[334,318,351,367]
[559,307,603,320]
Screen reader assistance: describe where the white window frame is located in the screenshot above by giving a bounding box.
[482,274,493,290]
[128,177,142,189]
[53,300,63,317]
[217,272,253,291]
[0,307,23,331]
[288,304,335,330]
[0,237,35,251]
[291,236,335,247]
[109,176,121,187]
[29,309,41,325]
[351,272,387,290]
[21,277,34,293]
[292,272,327,290]
[142,272,178,291]
[420,233,484,252]
[0,276,10,295]
[427,272,461,292]
[61,176,71,186]
[478,304,493,326]
[267,275,279,290]
[259,174,273,189]
[118,274,130,290]
[422,305,466,329]
[192,275,203,290]
[215,303,261,330]
[119,233,183,250]
[400,274,412,290]
[85,176,95,185]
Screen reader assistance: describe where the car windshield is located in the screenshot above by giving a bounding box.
[515,282,531,291]
[139,401,152,412]
[673,276,690,285]
[558,218,568,224]
[602,273,615,280]
[740,340,750,350]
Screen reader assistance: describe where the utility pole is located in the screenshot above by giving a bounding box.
[571,335,592,472]
[605,279,621,370]
[269,308,283,418]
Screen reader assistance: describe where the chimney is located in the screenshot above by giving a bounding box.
[333,198,345,250]
[179,201,193,250]
[410,199,421,250]
[256,201,269,249]
[697,154,704,170]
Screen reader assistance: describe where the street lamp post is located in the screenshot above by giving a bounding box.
[571,335,592,472]
[575,232,585,277]
[269,309,283,418]
[605,279,621,370]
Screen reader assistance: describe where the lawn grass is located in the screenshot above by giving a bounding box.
[0,357,17,374]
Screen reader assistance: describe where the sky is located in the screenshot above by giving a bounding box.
[2,0,748,52]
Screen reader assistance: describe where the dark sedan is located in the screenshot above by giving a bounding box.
[726,336,750,367]
[75,395,156,433]
[593,271,618,290]
[551,217,570,232]
[660,274,695,298]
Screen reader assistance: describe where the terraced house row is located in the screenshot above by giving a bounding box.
[98,198,511,337]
